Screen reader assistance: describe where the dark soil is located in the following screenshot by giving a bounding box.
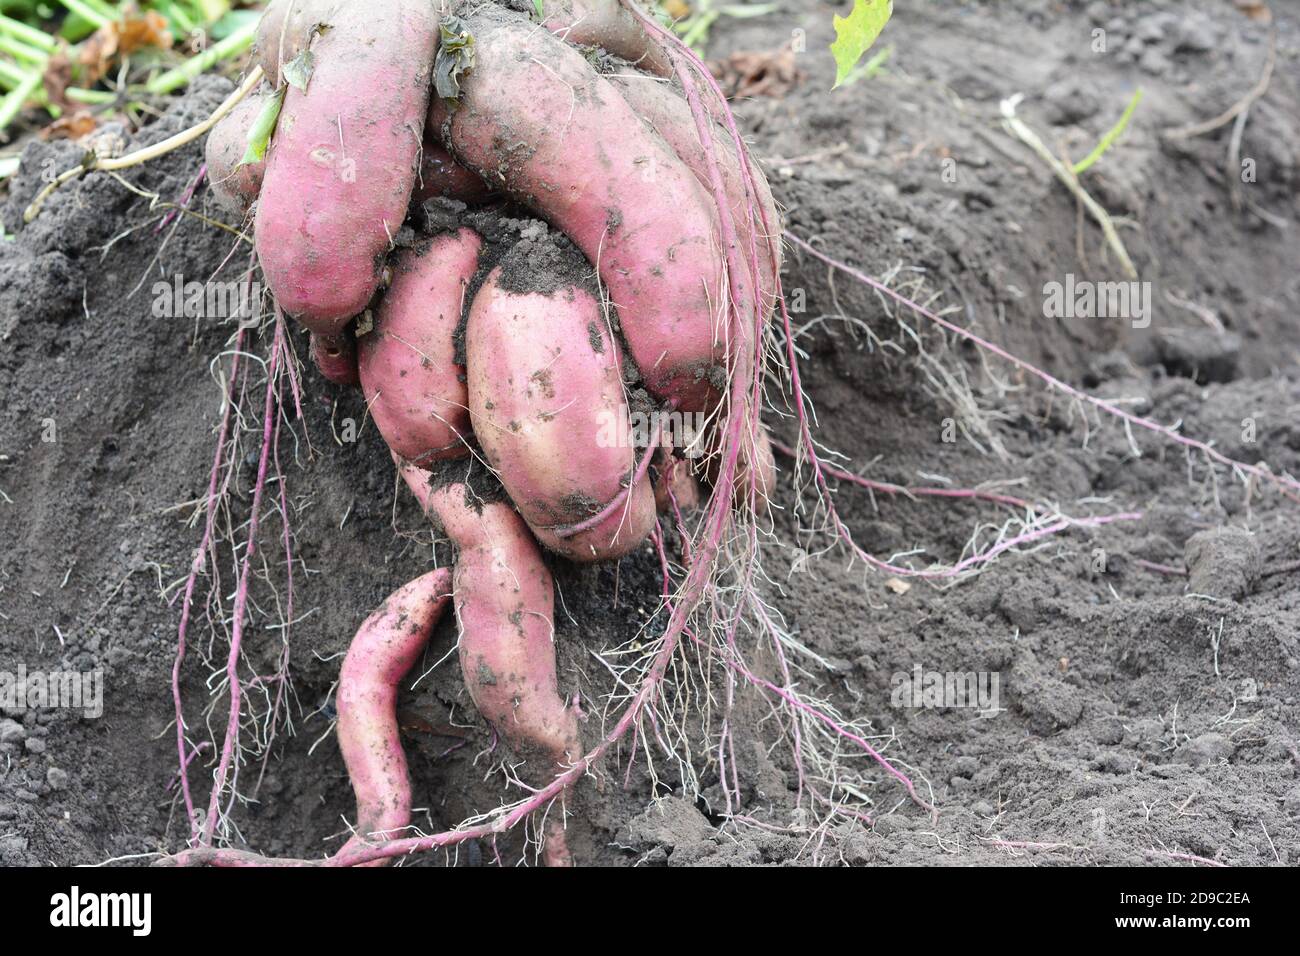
[2,0,1299,867]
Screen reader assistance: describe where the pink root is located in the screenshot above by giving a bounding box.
[785,232,1300,505]
[201,315,287,844]
[171,326,246,837]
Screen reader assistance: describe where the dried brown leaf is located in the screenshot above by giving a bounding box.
[1233,0,1272,23]
[79,8,174,87]
[708,47,803,100]
[40,112,99,141]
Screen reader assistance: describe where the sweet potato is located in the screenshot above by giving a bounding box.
[358,228,481,466]
[398,460,581,867]
[336,568,452,864]
[204,92,269,218]
[213,120,487,219]
[413,143,495,206]
[253,0,341,88]
[255,0,439,336]
[429,12,729,412]
[542,0,672,77]
[310,330,359,387]
[610,76,781,506]
[466,266,655,562]
[653,447,703,515]
[610,73,783,320]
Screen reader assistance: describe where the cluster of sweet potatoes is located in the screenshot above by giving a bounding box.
[203,0,779,865]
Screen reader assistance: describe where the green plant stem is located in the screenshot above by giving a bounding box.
[146,18,257,95]
[0,70,43,130]
[66,87,119,105]
[0,59,118,103]
[24,64,264,223]
[0,35,49,65]
[58,0,114,30]
[162,2,199,36]
[0,14,58,52]
[680,10,719,49]
[0,59,28,89]
[1073,88,1142,175]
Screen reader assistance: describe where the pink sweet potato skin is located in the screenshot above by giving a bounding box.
[430,13,728,412]
[358,228,481,466]
[205,92,268,218]
[256,0,438,336]
[611,74,783,321]
[310,331,359,387]
[543,0,672,77]
[254,0,341,88]
[398,461,581,867]
[466,268,655,562]
[336,567,452,865]
[413,144,495,205]
[653,448,703,515]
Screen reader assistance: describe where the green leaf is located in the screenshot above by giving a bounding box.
[434,16,475,102]
[239,88,285,167]
[281,49,315,92]
[836,43,891,88]
[830,0,892,90]
[532,0,544,20]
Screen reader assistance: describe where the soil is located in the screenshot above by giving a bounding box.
[2,0,1299,867]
